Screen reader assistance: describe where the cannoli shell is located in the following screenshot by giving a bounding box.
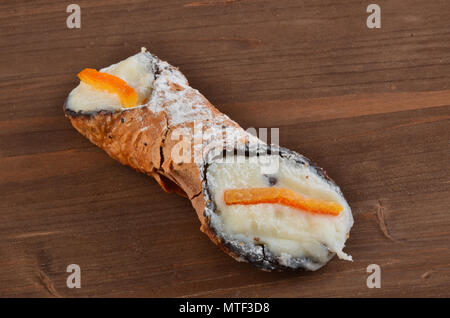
[65,52,250,262]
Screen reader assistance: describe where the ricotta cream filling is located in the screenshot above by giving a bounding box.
[66,49,154,113]
[206,155,353,263]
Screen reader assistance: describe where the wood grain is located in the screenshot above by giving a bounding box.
[0,0,449,297]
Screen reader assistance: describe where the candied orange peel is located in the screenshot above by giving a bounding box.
[78,68,138,108]
[224,187,343,216]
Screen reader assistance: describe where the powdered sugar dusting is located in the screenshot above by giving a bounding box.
[146,55,214,126]
[139,49,262,166]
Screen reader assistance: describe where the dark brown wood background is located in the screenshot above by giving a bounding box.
[0,0,449,297]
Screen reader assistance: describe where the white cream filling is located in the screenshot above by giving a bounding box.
[206,155,353,264]
[66,49,154,113]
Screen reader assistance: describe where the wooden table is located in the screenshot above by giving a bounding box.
[0,0,449,297]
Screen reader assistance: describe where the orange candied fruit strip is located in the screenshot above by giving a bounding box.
[224,187,343,216]
[78,68,138,108]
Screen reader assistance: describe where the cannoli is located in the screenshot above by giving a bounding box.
[64,48,353,271]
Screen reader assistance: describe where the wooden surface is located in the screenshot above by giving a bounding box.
[0,0,449,297]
